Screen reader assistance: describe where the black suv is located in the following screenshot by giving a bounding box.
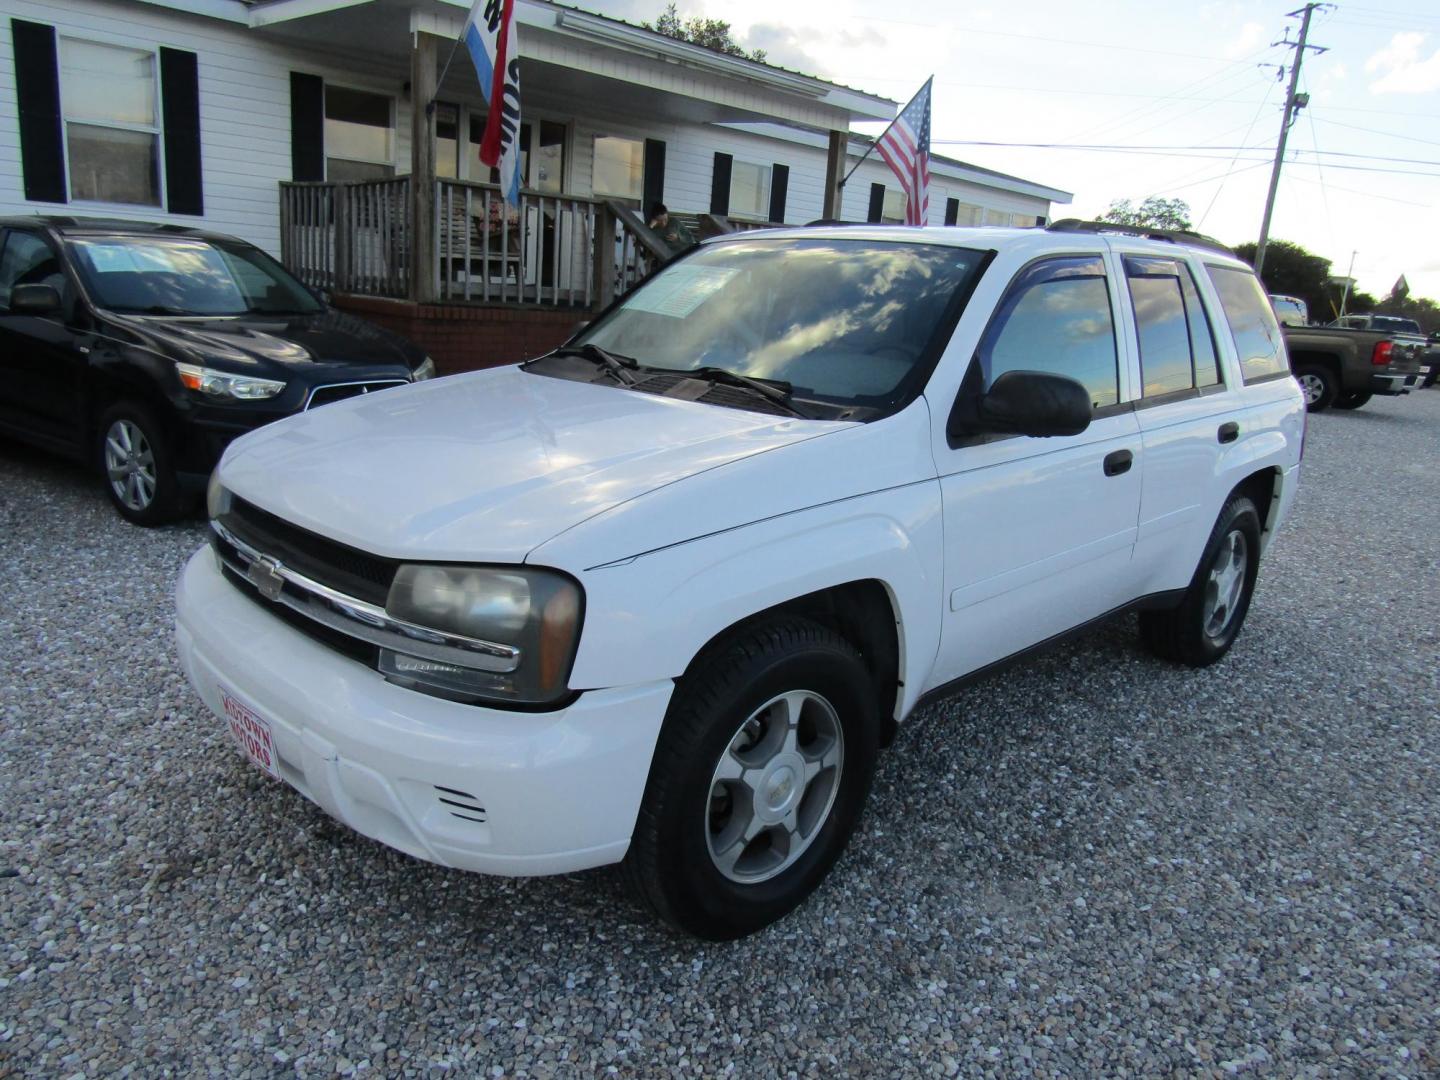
[0,217,433,524]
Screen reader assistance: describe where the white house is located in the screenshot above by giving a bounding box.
[2,0,1072,367]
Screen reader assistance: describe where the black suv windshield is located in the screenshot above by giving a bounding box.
[66,235,323,316]
[574,237,987,413]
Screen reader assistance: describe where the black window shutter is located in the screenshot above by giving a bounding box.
[642,138,666,214]
[160,48,203,215]
[709,152,732,216]
[12,19,66,204]
[944,197,959,226]
[289,72,325,181]
[768,163,789,224]
[867,183,885,223]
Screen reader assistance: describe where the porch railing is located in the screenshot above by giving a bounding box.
[280,179,681,309]
[280,177,412,298]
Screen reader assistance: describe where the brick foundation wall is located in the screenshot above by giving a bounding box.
[332,295,587,376]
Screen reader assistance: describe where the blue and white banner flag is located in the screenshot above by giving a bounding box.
[463,0,522,206]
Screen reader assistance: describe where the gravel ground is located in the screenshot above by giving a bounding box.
[2,389,1438,1079]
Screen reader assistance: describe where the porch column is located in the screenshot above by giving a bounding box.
[822,129,846,221]
[409,30,439,303]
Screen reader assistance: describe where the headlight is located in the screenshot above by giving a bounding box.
[206,472,231,519]
[177,363,286,401]
[412,356,437,381]
[380,565,582,705]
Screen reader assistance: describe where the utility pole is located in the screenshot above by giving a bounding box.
[1338,250,1357,317]
[1255,3,1328,278]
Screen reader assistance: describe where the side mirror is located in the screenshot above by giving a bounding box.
[951,369,1093,439]
[10,283,62,316]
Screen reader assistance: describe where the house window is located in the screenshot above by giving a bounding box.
[534,121,566,194]
[982,208,1010,226]
[882,188,908,225]
[729,161,771,221]
[952,202,982,226]
[593,136,644,200]
[59,39,160,206]
[324,86,394,182]
[469,117,532,187]
[435,103,461,180]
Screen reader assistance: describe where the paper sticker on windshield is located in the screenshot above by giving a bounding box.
[625,266,739,318]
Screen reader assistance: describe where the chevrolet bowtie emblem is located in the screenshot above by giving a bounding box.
[246,555,285,601]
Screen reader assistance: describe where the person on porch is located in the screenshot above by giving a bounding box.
[648,203,695,252]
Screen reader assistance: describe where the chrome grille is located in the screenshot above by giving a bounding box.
[305,379,408,410]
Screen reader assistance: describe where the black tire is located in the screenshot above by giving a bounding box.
[1423,365,1439,389]
[1139,494,1262,667]
[95,401,183,526]
[1294,365,1336,412]
[1332,390,1373,410]
[623,617,880,940]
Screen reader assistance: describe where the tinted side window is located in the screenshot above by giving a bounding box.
[979,255,1119,409]
[0,231,64,311]
[1125,256,1223,395]
[1207,265,1287,383]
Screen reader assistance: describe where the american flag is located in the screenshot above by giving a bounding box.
[875,78,932,226]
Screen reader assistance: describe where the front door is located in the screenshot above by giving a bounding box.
[0,229,86,451]
[928,254,1143,687]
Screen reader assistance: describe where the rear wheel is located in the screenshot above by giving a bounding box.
[1294,365,1336,412]
[623,617,879,939]
[1332,390,1373,410]
[1140,495,1262,667]
[96,401,182,525]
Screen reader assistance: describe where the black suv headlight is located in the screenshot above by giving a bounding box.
[379,565,583,706]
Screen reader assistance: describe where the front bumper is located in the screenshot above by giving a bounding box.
[175,549,673,876]
[1371,371,1420,396]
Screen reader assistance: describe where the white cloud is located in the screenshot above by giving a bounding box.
[1224,22,1265,59]
[1365,31,1440,95]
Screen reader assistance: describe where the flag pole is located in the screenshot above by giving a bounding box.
[426,21,468,117]
[839,76,931,190]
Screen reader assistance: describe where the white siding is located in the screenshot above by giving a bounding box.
[0,0,411,256]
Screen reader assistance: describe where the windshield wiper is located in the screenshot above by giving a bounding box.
[686,366,811,419]
[543,343,641,386]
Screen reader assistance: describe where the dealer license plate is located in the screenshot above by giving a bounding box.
[220,687,280,780]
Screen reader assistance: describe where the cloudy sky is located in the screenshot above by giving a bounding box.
[590,0,1440,306]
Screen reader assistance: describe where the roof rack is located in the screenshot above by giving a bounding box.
[1046,218,1234,257]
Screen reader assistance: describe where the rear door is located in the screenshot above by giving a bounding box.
[929,253,1144,685]
[1115,251,1236,595]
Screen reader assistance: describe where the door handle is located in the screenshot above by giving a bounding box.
[1103,449,1133,477]
[1218,422,1239,444]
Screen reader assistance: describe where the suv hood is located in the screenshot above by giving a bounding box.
[106,308,423,377]
[218,366,846,562]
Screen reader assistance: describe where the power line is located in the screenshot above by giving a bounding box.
[1313,115,1440,149]
[1198,83,1279,228]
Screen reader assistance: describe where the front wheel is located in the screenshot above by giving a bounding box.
[1139,494,1262,667]
[1294,365,1336,412]
[623,617,880,939]
[1332,390,1373,410]
[96,401,182,525]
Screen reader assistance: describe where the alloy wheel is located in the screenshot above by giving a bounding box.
[1297,372,1325,406]
[705,690,845,884]
[104,419,157,512]
[1202,529,1249,641]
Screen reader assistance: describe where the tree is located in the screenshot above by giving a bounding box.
[1232,239,1335,322]
[1097,197,1193,231]
[645,4,766,62]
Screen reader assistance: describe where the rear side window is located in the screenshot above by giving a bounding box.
[979,255,1119,409]
[1125,256,1222,396]
[1206,265,1287,383]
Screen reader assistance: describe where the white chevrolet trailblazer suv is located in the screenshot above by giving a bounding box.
[176,222,1305,939]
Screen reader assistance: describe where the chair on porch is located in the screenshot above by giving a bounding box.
[438,197,522,292]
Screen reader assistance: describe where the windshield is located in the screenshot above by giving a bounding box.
[67,236,323,316]
[575,237,987,411]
